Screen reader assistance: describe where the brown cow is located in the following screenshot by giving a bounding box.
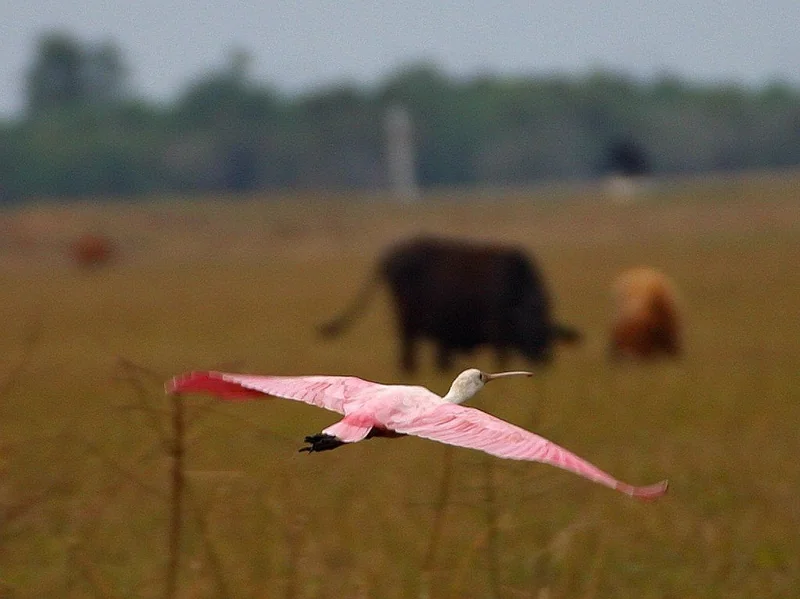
[70,233,116,268]
[319,235,581,372]
[609,267,682,360]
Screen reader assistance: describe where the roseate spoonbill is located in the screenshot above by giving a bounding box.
[167,368,668,500]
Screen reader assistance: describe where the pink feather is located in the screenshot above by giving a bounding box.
[168,370,668,500]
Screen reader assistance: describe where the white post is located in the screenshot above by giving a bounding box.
[385,104,419,203]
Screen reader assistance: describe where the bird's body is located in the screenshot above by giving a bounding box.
[168,368,668,500]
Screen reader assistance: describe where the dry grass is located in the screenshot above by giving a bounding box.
[1,170,799,598]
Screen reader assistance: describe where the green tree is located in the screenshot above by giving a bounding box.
[25,32,128,117]
[26,33,85,115]
[84,41,128,106]
[170,49,281,191]
[5,38,800,200]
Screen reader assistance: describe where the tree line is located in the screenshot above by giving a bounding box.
[1,32,799,201]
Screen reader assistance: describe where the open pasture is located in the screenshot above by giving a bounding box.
[1,172,799,598]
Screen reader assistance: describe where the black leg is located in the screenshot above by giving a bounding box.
[494,345,509,369]
[435,344,453,372]
[401,334,417,373]
[298,433,345,453]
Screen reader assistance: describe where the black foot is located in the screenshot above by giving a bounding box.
[298,433,345,453]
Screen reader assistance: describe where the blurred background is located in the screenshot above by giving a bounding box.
[1,0,800,198]
[1,2,798,598]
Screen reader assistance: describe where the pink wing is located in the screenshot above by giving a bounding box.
[167,371,388,415]
[394,403,668,500]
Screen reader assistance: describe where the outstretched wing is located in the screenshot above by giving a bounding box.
[394,403,667,500]
[167,371,387,415]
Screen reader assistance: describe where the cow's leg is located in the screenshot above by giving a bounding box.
[487,309,511,370]
[400,332,418,373]
[435,344,454,371]
[494,345,509,369]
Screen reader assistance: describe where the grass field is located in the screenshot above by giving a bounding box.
[1,171,799,598]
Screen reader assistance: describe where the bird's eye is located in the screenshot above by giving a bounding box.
[479,373,485,382]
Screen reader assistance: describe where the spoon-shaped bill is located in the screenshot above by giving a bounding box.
[485,370,534,381]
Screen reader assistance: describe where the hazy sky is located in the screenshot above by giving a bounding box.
[2,0,798,116]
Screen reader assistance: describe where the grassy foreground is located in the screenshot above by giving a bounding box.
[1,172,799,598]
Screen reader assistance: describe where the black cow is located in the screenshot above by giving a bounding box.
[318,236,581,372]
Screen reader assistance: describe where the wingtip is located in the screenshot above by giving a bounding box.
[165,371,222,396]
[165,371,267,401]
[165,373,185,395]
[630,479,669,501]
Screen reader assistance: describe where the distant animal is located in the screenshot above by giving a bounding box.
[168,367,668,500]
[71,233,115,268]
[609,267,682,360]
[318,236,582,372]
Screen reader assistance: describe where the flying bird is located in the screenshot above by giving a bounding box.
[167,368,668,500]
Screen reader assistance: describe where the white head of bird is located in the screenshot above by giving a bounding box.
[442,368,533,404]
